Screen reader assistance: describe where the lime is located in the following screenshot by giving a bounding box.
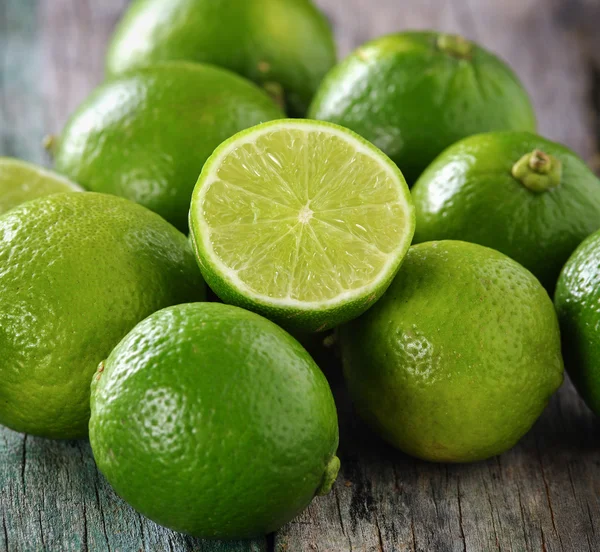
[105,0,336,116]
[0,157,81,215]
[54,62,284,231]
[89,302,339,538]
[309,31,536,183]
[555,230,600,415]
[340,241,563,462]
[0,192,205,439]
[412,131,600,292]
[189,119,415,332]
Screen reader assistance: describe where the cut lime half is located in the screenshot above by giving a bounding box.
[190,119,415,332]
[0,157,82,215]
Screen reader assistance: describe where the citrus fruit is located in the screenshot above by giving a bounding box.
[412,131,600,292]
[309,31,536,183]
[54,62,284,231]
[105,0,336,116]
[0,192,205,439]
[340,241,563,463]
[189,119,415,333]
[89,302,340,538]
[0,157,81,214]
[555,230,600,415]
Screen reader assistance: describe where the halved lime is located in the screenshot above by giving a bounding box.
[189,119,415,332]
[0,157,82,215]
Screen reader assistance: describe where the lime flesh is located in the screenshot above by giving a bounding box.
[0,157,81,215]
[190,119,415,332]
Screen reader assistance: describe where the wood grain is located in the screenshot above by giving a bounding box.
[278,370,600,552]
[1,0,600,551]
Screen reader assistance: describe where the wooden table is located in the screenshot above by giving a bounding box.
[1,1,600,550]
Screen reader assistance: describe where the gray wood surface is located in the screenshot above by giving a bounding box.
[1,0,600,550]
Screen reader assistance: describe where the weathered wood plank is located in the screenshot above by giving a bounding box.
[1,429,268,551]
[276,377,600,552]
[1,0,600,551]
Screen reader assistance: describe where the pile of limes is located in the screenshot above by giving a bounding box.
[1,0,600,541]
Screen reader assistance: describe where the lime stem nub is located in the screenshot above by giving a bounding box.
[316,455,340,496]
[511,149,562,192]
[262,82,286,111]
[43,134,58,157]
[437,34,473,59]
[94,361,105,382]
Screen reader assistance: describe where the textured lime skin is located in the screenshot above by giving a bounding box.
[0,192,205,439]
[309,31,536,183]
[412,131,600,292]
[105,0,336,116]
[89,302,339,538]
[55,62,284,231]
[340,241,563,462]
[555,230,600,415]
[189,119,415,333]
[0,157,81,215]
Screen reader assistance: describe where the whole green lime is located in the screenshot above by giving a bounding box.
[105,0,336,116]
[555,230,600,415]
[340,241,563,462]
[0,157,81,215]
[309,31,536,183]
[54,62,284,231]
[0,192,205,439]
[89,302,340,538]
[412,131,600,292]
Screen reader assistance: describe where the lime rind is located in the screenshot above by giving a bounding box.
[190,119,414,330]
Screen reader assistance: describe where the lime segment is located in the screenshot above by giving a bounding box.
[190,119,415,331]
